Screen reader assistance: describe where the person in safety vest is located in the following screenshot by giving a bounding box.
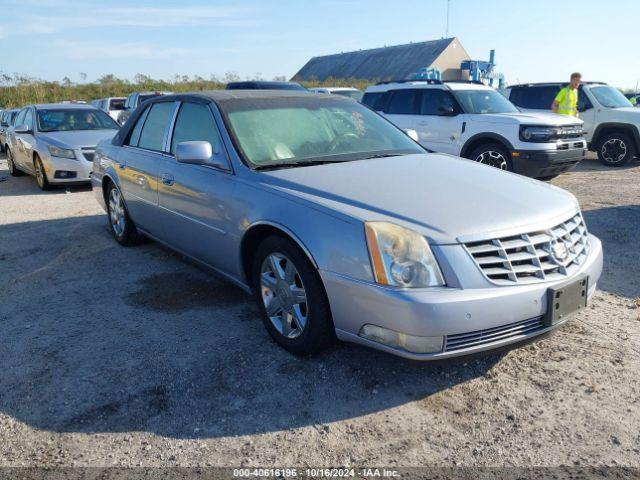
[552,72,581,116]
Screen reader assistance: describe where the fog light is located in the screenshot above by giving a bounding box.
[54,170,77,179]
[359,324,443,354]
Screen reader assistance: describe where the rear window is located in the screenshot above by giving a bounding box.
[509,86,559,110]
[362,92,386,111]
[109,99,125,110]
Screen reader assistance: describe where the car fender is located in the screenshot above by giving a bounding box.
[460,132,515,158]
[591,122,640,150]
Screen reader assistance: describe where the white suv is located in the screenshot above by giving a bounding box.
[362,81,586,179]
[504,82,640,167]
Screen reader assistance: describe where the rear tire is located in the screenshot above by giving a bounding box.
[7,148,25,177]
[597,132,635,167]
[468,143,513,172]
[34,155,52,190]
[106,182,140,246]
[252,235,335,356]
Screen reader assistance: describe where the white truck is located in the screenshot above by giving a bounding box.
[363,80,586,179]
[504,82,640,166]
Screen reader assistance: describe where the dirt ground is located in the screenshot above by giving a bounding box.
[0,153,639,469]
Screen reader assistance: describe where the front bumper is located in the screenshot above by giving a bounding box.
[512,142,586,178]
[322,235,602,360]
[41,147,95,184]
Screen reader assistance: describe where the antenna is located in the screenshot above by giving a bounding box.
[445,0,451,38]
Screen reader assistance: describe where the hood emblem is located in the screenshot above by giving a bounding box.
[550,238,570,264]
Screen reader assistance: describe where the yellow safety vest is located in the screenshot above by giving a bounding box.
[555,86,578,116]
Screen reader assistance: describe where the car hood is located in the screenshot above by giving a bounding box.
[39,129,117,148]
[259,154,579,244]
[468,112,583,126]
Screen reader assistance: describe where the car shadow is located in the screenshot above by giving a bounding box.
[0,155,92,196]
[573,156,640,173]
[1,203,633,440]
[0,214,504,440]
[582,205,640,298]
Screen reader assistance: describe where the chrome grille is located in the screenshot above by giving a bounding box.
[464,213,589,285]
[81,148,95,163]
[444,317,545,352]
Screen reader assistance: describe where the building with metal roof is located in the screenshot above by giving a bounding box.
[293,37,471,82]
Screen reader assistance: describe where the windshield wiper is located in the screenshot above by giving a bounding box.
[359,153,404,160]
[254,159,346,171]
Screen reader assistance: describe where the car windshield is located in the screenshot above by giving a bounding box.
[37,109,120,132]
[453,89,520,114]
[589,86,633,108]
[222,97,424,169]
[109,99,125,110]
[332,90,364,101]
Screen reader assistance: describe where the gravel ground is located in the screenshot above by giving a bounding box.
[0,153,639,468]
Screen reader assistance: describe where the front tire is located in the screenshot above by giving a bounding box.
[468,143,513,172]
[7,148,25,177]
[34,155,52,190]
[106,183,140,246]
[597,132,636,167]
[252,235,334,356]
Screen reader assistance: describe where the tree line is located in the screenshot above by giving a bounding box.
[0,72,372,108]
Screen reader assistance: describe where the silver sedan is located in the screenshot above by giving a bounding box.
[6,103,119,190]
[92,91,602,359]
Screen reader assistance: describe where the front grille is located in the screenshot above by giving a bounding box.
[444,317,545,352]
[81,148,95,163]
[464,213,589,285]
[557,125,583,139]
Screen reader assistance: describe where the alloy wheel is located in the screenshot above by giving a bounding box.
[475,150,508,170]
[260,253,308,339]
[601,138,627,164]
[34,159,45,188]
[108,187,126,237]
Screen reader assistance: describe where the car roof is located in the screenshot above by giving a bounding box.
[365,80,492,93]
[507,81,608,88]
[154,90,328,105]
[32,103,100,110]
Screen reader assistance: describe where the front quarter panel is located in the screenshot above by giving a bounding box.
[234,179,374,283]
[92,143,122,211]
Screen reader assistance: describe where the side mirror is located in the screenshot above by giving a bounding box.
[175,141,228,169]
[405,129,420,142]
[14,124,32,134]
[437,106,457,116]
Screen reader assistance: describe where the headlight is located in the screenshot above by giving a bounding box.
[519,126,561,142]
[364,222,445,288]
[48,145,76,159]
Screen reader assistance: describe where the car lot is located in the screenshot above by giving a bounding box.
[0,152,639,467]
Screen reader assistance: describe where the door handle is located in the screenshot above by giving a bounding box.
[161,173,174,186]
[416,120,429,126]
[118,161,126,169]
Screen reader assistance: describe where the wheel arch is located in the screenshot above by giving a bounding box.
[591,123,640,150]
[239,221,319,288]
[460,133,515,159]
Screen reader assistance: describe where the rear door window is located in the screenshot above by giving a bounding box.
[135,102,175,151]
[23,108,34,129]
[386,89,420,115]
[126,105,151,147]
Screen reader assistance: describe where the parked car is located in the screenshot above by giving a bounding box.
[92,91,602,360]
[504,82,640,166]
[5,103,119,190]
[0,108,19,153]
[94,97,126,121]
[117,91,171,125]
[309,87,363,101]
[362,80,586,180]
[226,81,307,91]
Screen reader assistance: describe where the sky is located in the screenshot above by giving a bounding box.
[1,0,639,89]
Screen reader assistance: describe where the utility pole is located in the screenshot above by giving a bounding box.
[445,0,451,38]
